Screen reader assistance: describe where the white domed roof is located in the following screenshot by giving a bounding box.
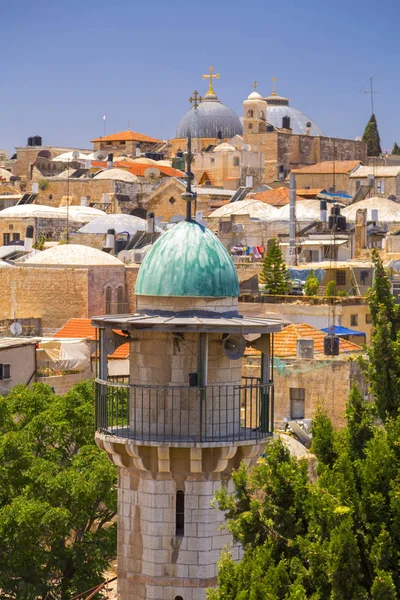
[342,197,400,222]
[133,157,158,165]
[94,168,139,182]
[78,214,163,235]
[0,204,63,218]
[24,244,124,266]
[208,199,280,220]
[213,143,236,153]
[246,91,263,101]
[277,200,322,221]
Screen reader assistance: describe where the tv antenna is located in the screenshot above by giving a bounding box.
[360,74,380,115]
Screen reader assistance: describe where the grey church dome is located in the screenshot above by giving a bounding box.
[264,93,325,137]
[176,95,243,139]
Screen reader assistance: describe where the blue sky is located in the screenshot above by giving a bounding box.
[2,0,399,153]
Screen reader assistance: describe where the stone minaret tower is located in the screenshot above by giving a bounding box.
[93,140,280,600]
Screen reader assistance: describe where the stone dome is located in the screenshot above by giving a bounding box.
[213,143,236,153]
[79,214,163,235]
[263,92,325,136]
[246,91,263,101]
[94,168,139,182]
[24,244,124,266]
[135,220,239,297]
[176,95,243,140]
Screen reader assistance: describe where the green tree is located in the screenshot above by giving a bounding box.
[362,114,382,157]
[326,280,337,297]
[392,142,400,155]
[260,239,290,295]
[0,382,117,599]
[303,269,319,296]
[362,248,400,421]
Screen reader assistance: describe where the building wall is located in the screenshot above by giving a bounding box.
[12,146,83,180]
[171,137,224,156]
[93,140,158,155]
[0,216,84,245]
[0,265,126,331]
[35,367,93,395]
[0,344,36,394]
[243,355,366,428]
[292,172,352,192]
[349,175,400,198]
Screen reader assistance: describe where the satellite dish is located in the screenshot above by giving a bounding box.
[392,260,400,274]
[94,150,107,161]
[0,149,10,161]
[144,167,161,180]
[10,322,23,337]
[223,334,246,360]
[72,151,80,160]
[103,328,128,355]
[242,144,251,152]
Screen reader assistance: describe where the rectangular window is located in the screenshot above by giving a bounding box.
[335,270,346,285]
[12,233,20,243]
[350,314,358,326]
[290,388,305,420]
[377,180,385,194]
[355,180,361,191]
[3,233,10,245]
[176,491,185,536]
[0,364,11,380]
[366,313,372,324]
[233,157,240,166]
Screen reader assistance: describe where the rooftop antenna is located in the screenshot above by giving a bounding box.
[360,74,380,115]
[182,131,196,222]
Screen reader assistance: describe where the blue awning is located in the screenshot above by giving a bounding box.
[322,325,366,337]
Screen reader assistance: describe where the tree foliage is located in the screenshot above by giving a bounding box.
[0,381,117,599]
[303,269,319,296]
[208,385,400,599]
[363,248,400,421]
[392,142,400,156]
[362,114,382,157]
[260,239,290,295]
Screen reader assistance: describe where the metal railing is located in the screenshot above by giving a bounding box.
[95,377,273,443]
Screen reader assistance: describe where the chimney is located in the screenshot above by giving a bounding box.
[105,228,115,250]
[24,226,34,252]
[305,121,311,135]
[288,173,296,265]
[107,153,113,169]
[146,211,155,233]
[320,199,327,223]
[354,208,367,258]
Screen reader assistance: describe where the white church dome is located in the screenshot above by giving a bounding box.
[24,244,124,266]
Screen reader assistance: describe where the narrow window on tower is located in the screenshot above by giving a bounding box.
[176,491,185,536]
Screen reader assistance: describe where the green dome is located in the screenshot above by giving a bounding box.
[135,220,239,297]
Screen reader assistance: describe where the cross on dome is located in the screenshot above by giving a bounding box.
[272,75,277,96]
[203,66,220,96]
[189,90,203,109]
[252,81,258,90]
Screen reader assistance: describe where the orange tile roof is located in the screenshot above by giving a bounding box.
[91,160,184,178]
[55,319,129,359]
[248,187,296,207]
[296,188,323,197]
[291,161,361,175]
[246,323,362,358]
[91,130,162,144]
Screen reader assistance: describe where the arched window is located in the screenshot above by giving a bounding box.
[175,597,184,600]
[116,286,126,313]
[176,491,185,536]
[247,109,254,118]
[260,110,265,119]
[105,286,112,315]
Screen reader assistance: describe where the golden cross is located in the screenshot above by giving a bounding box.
[189,90,203,109]
[203,66,220,95]
[272,76,277,96]
[252,81,258,90]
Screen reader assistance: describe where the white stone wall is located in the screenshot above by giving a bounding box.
[117,469,240,600]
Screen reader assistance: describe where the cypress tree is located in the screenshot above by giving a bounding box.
[260,239,290,295]
[392,142,400,155]
[362,114,382,157]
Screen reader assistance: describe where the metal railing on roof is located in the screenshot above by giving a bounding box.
[95,377,273,444]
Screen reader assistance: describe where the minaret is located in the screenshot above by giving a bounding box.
[92,149,281,600]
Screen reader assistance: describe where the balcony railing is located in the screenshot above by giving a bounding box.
[95,377,273,444]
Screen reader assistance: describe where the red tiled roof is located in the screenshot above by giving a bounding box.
[91,130,161,144]
[248,187,299,207]
[291,161,361,175]
[246,323,362,358]
[91,160,184,178]
[54,318,129,359]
